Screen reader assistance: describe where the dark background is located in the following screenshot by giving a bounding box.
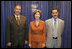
[1,1,71,48]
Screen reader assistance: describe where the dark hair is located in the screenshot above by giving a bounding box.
[51,8,59,13]
[14,4,21,8]
[33,10,42,19]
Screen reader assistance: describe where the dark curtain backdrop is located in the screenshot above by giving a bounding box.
[1,1,71,48]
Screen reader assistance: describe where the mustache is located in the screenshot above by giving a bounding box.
[53,15,57,16]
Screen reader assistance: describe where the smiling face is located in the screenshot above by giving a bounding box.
[35,12,40,20]
[14,5,21,15]
[51,9,59,19]
[33,10,42,20]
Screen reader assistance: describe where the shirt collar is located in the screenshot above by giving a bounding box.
[52,17,58,21]
[34,19,41,27]
[14,14,20,18]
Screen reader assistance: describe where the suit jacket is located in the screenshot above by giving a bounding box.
[29,20,46,44]
[45,18,64,48]
[6,15,28,46]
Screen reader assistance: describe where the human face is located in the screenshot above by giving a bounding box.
[14,6,21,15]
[51,10,58,19]
[35,12,40,20]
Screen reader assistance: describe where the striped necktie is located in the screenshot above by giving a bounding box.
[17,16,20,25]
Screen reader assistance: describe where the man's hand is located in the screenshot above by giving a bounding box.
[7,42,11,46]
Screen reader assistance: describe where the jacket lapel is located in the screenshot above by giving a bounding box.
[13,15,21,26]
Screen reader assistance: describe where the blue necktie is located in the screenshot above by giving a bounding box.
[54,19,56,25]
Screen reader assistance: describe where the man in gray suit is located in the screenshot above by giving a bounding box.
[6,4,28,48]
[45,8,64,48]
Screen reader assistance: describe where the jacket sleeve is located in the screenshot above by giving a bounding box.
[28,22,32,44]
[43,22,46,44]
[6,18,11,43]
[25,18,28,41]
[61,20,64,34]
[45,21,48,37]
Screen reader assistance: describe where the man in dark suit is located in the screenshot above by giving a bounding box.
[6,4,28,48]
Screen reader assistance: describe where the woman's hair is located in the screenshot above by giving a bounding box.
[33,10,42,19]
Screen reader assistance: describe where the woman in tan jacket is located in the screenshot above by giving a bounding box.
[28,10,46,48]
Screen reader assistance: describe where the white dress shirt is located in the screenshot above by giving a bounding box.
[14,14,20,20]
[52,18,58,37]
